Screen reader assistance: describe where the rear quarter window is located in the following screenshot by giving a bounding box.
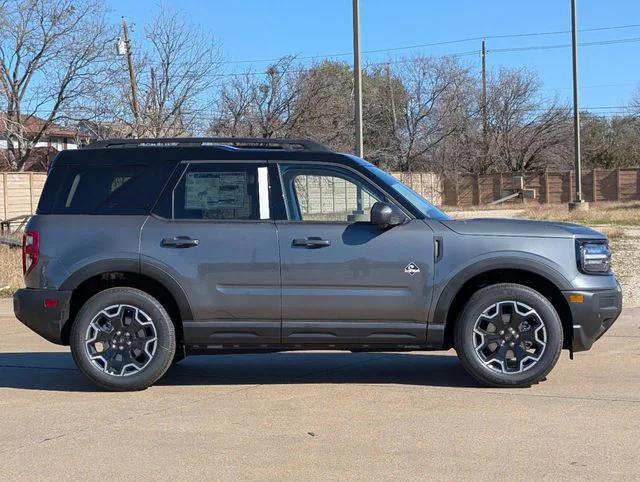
[38,161,176,215]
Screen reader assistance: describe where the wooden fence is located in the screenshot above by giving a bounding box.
[391,172,443,206]
[0,171,444,220]
[442,168,640,206]
[0,172,47,220]
[296,172,443,216]
[2,168,640,219]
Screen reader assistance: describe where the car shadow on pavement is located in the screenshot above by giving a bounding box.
[0,351,481,392]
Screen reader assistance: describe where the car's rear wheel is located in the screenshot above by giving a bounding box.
[70,287,176,391]
[454,283,563,388]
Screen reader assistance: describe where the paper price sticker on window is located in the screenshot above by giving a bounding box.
[185,172,248,210]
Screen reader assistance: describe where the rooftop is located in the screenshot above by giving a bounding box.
[0,114,78,139]
[85,137,332,152]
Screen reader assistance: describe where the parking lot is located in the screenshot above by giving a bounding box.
[1,298,639,480]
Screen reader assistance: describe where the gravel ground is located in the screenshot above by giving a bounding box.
[610,233,640,307]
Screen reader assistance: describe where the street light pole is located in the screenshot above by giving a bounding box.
[569,0,588,210]
[352,0,364,158]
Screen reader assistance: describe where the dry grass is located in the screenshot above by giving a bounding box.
[443,203,527,212]
[0,245,23,296]
[518,201,640,226]
[598,226,626,239]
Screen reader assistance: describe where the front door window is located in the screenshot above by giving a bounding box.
[280,165,383,223]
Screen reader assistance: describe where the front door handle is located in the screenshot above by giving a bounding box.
[161,236,199,248]
[292,237,331,249]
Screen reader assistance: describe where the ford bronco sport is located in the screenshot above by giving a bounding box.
[13,138,622,391]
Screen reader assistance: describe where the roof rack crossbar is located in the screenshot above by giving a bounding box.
[85,137,331,151]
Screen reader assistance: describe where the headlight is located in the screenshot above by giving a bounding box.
[578,241,612,274]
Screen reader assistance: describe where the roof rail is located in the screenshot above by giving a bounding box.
[85,137,331,151]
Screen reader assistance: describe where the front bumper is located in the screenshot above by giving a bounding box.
[13,288,72,345]
[563,282,623,352]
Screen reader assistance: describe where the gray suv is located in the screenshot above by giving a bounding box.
[13,138,622,391]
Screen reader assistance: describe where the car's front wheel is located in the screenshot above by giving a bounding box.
[454,283,563,388]
[70,287,176,391]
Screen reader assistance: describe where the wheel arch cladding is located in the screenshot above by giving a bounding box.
[61,269,191,346]
[436,266,573,351]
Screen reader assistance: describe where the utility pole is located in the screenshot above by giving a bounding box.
[569,0,588,210]
[481,39,488,170]
[120,17,141,129]
[352,0,363,158]
[386,64,397,132]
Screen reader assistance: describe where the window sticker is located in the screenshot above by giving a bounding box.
[185,171,248,210]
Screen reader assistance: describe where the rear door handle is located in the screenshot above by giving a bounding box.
[161,236,199,248]
[292,237,331,249]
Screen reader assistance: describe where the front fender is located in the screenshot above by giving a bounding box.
[426,251,571,347]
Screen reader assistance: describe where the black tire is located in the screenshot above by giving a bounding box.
[454,283,563,388]
[70,287,176,391]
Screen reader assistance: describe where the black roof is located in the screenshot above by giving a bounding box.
[58,137,367,170]
[46,137,431,219]
[85,137,331,152]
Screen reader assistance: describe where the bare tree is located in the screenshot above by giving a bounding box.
[211,56,312,139]
[288,60,355,152]
[609,115,640,168]
[392,56,473,173]
[209,71,258,137]
[0,0,113,170]
[580,113,614,169]
[88,5,223,139]
[358,64,408,168]
[138,6,222,137]
[631,87,640,115]
[485,67,571,172]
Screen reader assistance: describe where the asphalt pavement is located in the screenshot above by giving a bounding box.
[1,299,639,480]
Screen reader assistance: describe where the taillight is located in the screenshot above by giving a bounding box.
[22,230,40,275]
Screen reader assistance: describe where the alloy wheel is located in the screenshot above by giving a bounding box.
[472,300,547,374]
[84,304,158,376]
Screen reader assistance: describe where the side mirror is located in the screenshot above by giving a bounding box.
[370,202,408,229]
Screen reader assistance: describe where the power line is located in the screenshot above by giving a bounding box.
[190,105,640,120]
[133,23,640,73]
[547,81,640,91]
[214,35,640,78]
[489,36,640,53]
[220,23,640,66]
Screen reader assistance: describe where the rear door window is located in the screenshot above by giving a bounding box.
[158,162,271,221]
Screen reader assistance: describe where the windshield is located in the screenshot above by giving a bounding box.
[364,164,450,220]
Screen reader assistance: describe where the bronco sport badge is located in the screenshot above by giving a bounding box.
[404,262,420,276]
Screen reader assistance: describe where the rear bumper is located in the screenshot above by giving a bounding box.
[13,288,72,345]
[564,282,623,352]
